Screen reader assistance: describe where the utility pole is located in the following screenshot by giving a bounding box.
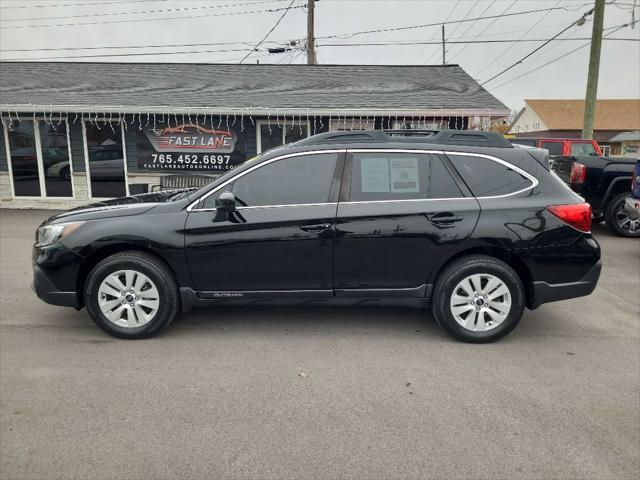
[582,0,606,139]
[307,0,316,64]
[441,24,446,65]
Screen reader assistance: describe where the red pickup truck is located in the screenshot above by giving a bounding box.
[508,137,602,157]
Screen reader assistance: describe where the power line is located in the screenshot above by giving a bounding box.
[0,3,305,29]
[449,0,517,61]
[6,36,637,63]
[489,21,637,90]
[0,0,167,9]
[481,6,595,85]
[317,38,637,47]
[409,0,460,64]
[1,0,284,22]
[0,21,578,55]
[424,0,480,64]
[315,3,592,41]
[445,1,493,59]
[239,0,297,63]
[475,0,562,77]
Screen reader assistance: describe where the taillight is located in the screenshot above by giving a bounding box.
[547,203,592,233]
[570,162,586,184]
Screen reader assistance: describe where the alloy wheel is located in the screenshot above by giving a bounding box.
[615,203,640,235]
[98,269,160,328]
[449,273,512,332]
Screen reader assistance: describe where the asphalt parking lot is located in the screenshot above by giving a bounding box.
[0,208,638,480]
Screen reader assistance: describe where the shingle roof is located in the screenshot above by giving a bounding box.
[0,62,508,115]
[525,99,640,131]
[608,131,640,142]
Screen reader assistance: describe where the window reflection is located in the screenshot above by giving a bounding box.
[85,122,126,198]
[39,121,73,197]
[7,120,40,196]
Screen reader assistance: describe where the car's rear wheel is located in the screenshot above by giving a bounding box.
[84,251,179,339]
[605,193,640,238]
[432,255,525,343]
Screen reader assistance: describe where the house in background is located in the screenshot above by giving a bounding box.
[607,131,640,157]
[509,99,640,155]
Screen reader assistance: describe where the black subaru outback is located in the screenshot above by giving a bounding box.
[32,130,601,342]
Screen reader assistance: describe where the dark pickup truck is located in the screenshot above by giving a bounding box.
[552,154,638,237]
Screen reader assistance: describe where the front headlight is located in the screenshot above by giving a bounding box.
[36,221,85,247]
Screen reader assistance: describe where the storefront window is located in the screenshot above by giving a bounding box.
[39,121,73,197]
[258,122,309,153]
[85,122,126,198]
[7,120,39,196]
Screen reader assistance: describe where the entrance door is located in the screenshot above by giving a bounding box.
[185,151,344,294]
[333,150,480,294]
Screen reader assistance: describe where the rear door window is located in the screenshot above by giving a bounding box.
[347,152,463,201]
[570,142,597,156]
[447,154,533,197]
[540,141,564,156]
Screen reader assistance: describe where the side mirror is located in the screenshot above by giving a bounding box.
[215,191,236,212]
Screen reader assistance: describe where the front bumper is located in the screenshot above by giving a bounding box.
[530,260,602,309]
[624,197,640,220]
[32,264,81,309]
[32,242,85,309]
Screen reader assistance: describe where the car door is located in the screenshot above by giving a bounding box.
[184,150,344,295]
[333,149,480,296]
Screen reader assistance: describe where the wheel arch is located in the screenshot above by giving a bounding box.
[430,246,534,308]
[75,243,179,308]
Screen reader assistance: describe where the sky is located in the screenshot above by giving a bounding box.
[0,0,639,111]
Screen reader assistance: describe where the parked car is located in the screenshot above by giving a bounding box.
[508,137,602,157]
[32,130,601,343]
[551,152,638,237]
[623,160,640,233]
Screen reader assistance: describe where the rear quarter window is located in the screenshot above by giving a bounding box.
[447,154,533,197]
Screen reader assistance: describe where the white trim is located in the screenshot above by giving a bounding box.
[81,120,92,199]
[256,119,311,154]
[1,105,511,118]
[187,147,539,212]
[64,121,76,199]
[2,123,15,198]
[121,125,130,197]
[32,120,47,196]
[187,149,345,211]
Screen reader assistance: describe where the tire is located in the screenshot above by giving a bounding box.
[604,193,640,238]
[84,251,179,339]
[431,255,525,343]
[60,167,71,181]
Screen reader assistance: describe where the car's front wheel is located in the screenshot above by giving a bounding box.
[84,251,179,339]
[432,255,525,343]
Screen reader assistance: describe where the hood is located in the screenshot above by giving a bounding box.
[46,189,195,224]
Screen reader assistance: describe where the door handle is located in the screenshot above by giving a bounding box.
[428,213,463,226]
[300,223,332,232]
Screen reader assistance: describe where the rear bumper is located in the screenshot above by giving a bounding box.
[530,260,601,309]
[32,264,81,309]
